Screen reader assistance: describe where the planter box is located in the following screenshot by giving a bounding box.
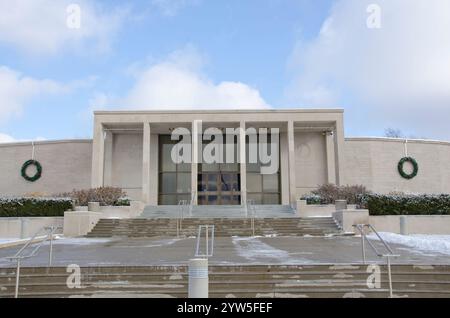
[297,199,357,217]
[369,215,450,235]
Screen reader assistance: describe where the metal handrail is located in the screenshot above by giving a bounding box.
[246,200,256,236]
[189,191,196,217]
[195,225,215,258]
[353,224,400,298]
[177,200,187,237]
[6,225,62,298]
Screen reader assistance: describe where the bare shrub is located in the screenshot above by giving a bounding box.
[56,187,128,206]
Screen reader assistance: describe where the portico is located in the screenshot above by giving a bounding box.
[91,109,345,206]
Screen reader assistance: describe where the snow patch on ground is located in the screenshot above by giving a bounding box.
[368,232,450,256]
[231,237,312,264]
[0,238,19,244]
[138,238,183,248]
[51,237,113,245]
[232,237,290,261]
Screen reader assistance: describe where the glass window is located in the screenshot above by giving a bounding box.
[198,195,207,205]
[247,174,262,192]
[221,195,231,204]
[221,163,239,172]
[159,135,192,205]
[159,195,177,205]
[263,174,279,192]
[177,173,191,193]
[247,193,262,204]
[178,162,191,172]
[207,174,218,191]
[208,195,218,205]
[160,173,176,193]
[220,174,232,191]
[263,194,280,204]
[245,132,280,205]
[161,143,176,172]
[202,163,219,172]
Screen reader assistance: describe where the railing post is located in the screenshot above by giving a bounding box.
[15,259,21,299]
[205,226,209,256]
[354,223,398,297]
[48,229,54,268]
[357,225,367,264]
[245,200,248,218]
[387,255,393,298]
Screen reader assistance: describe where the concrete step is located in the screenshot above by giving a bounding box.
[2,264,449,274]
[3,282,450,297]
[3,274,450,287]
[87,217,341,238]
[140,205,297,219]
[2,264,450,298]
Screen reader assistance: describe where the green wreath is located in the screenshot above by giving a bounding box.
[21,160,42,182]
[398,157,418,179]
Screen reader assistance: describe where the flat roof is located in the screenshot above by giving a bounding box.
[94,108,344,115]
[0,139,92,147]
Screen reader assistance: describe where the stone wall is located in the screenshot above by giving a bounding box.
[0,140,92,197]
[1,136,450,200]
[294,132,328,197]
[344,137,450,194]
[0,217,63,238]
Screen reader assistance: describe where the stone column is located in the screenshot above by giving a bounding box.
[191,120,201,205]
[149,133,159,205]
[287,120,297,206]
[334,117,345,185]
[280,132,290,205]
[142,122,151,204]
[239,120,247,205]
[91,121,105,188]
[325,131,337,184]
[103,131,113,186]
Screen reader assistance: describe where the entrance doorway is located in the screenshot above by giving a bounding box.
[197,172,241,205]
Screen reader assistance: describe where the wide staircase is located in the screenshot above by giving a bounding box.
[1,264,450,298]
[140,205,296,219]
[86,217,341,238]
[87,204,341,238]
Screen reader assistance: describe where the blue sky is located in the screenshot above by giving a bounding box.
[1,0,449,142]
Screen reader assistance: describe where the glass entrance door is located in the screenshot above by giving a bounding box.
[198,172,241,205]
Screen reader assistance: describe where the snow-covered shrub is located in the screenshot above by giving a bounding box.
[302,184,370,205]
[362,194,450,215]
[115,196,131,206]
[0,197,73,217]
[300,194,324,205]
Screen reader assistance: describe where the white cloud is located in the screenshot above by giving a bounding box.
[118,46,270,110]
[286,0,450,139]
[0,133,46,144]
[0,66,68,122]
[79,92,111,120]
[151,0,200,17]
[0,133,16,143]
[0,0,128,55]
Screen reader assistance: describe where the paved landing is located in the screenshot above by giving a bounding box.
[0,236,448,268]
